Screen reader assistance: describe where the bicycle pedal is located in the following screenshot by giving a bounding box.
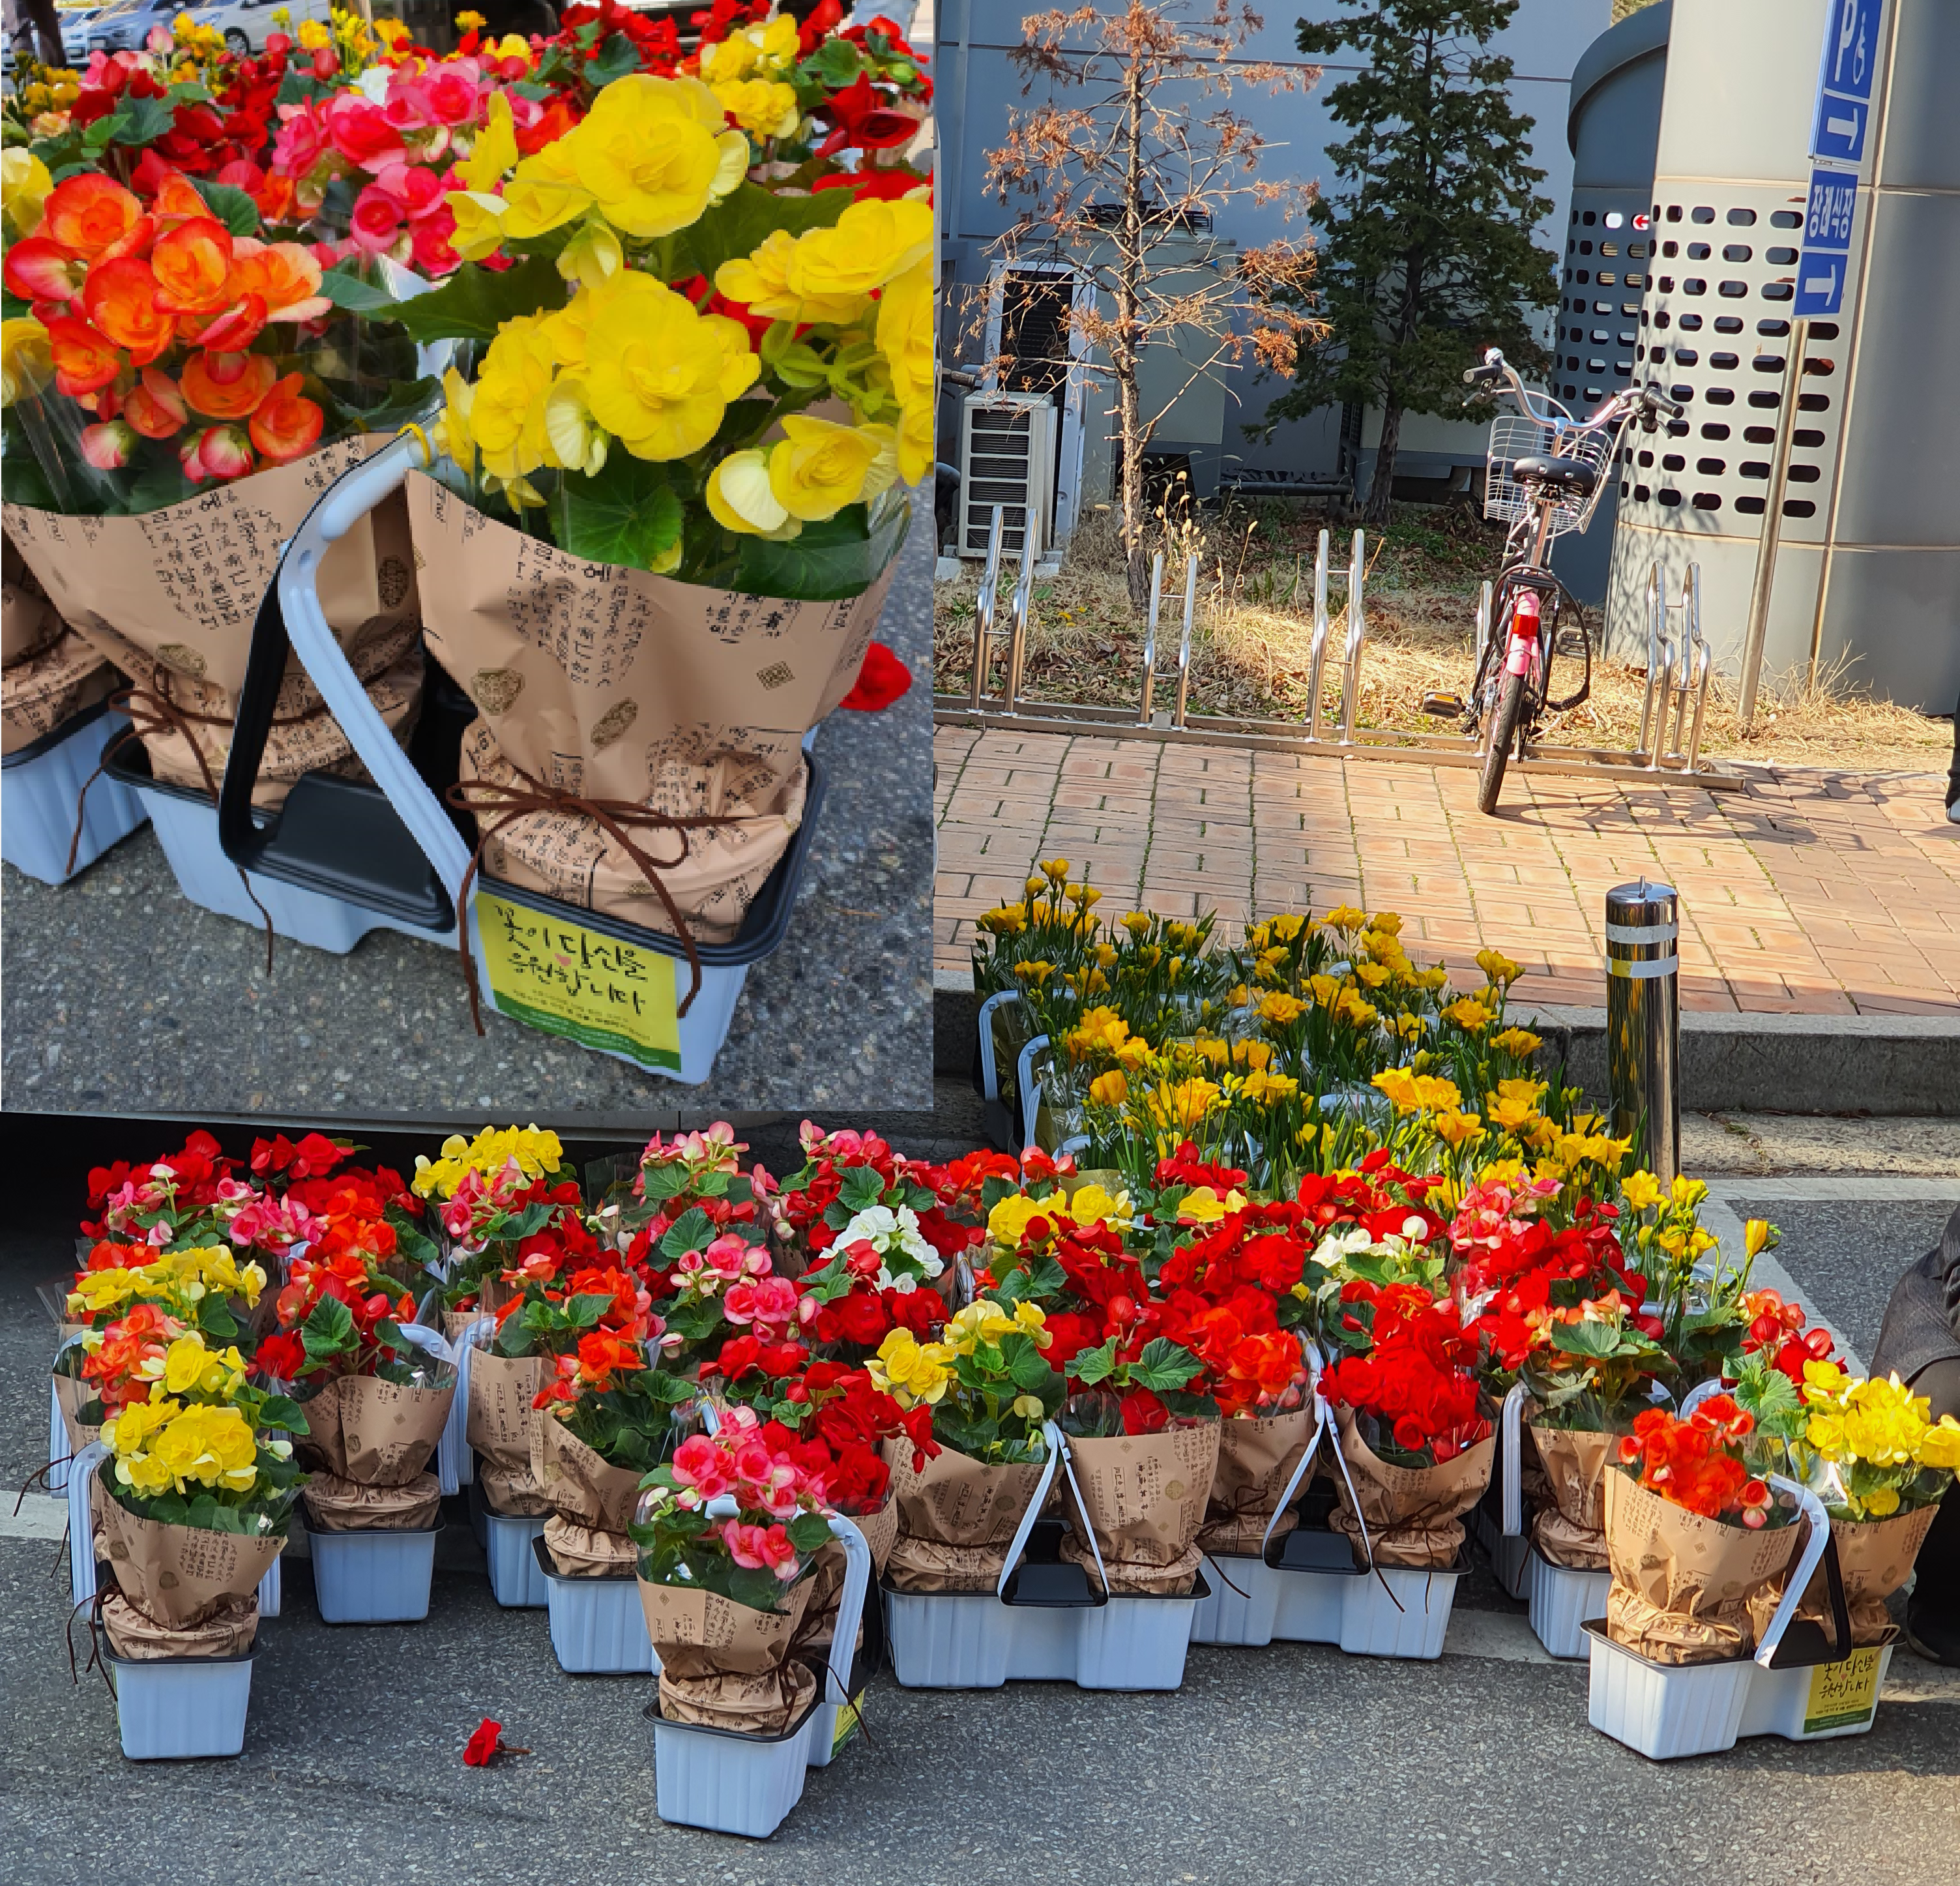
[1420,692,1465,717]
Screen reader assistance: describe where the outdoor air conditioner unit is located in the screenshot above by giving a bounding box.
[958,393,1057,559]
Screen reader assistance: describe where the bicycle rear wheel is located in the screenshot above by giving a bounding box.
[1478,667,1528,815]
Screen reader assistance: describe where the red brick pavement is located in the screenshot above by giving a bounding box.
[933,726,1960,1016]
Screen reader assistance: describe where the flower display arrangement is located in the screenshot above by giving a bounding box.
[411,1121,581,1326]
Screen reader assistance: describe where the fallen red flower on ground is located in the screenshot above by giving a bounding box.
[839,641,911,712]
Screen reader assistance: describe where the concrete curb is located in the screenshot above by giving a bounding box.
[932,971,1960,1114]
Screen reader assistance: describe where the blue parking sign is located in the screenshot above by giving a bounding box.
[1811,0,1883,162]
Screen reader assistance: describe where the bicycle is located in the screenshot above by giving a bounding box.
[1434,350,1681,815]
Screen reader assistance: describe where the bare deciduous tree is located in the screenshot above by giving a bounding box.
[982,4,1321,612]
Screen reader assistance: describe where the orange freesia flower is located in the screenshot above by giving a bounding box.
[180,349,278,420]
[229,239,330,323]
[189,293,267,353]
[151,216,235,316]
[248,373,324,464]
[79,257,173,367]
[42,175,149,261]
[46,314,123,395]
[2,235,86,304]
[123,366,187,440]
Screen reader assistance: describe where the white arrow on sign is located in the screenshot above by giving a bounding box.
[1803,259,1841,299]
[1826,110,1859,140]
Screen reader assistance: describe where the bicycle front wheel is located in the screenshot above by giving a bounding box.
[1478,667,1529,815]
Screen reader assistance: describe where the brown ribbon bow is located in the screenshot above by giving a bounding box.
[443,763,725,1033]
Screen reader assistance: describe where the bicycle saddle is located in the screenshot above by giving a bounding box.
[1512,454,1598,496]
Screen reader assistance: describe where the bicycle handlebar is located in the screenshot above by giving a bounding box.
[1462,361,1504,387]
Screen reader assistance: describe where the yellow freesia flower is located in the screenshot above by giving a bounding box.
[1620,1169,1663,1212]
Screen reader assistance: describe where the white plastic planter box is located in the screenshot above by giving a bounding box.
[108,1650,255,1761]
[1586,1475,1835,1759]
[3,704,146,884]
[651,1506,872,1837]
[885,1581,1207,1690]
[470,1478,546,1609]
[1192,1550,1461,1661]
[306,1507,439,1625]
[1738,1644,1892,1743]
[1527,1548,1611,1660]
[533,1537,655,1674]
[650,1698,819,1841]
[1336,1562,1463,1659]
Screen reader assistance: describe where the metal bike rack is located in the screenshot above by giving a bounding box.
[937,528,1742,793]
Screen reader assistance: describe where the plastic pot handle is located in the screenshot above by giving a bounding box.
[993,1419,1065,1601]
[68,1440,109,1608]
[821,1512,873,1718]
[48,1329,85,1494]
[1321,1400,1374,1570]
[976,989,1023,1104]
[1016,1035,1049,1153]
[1500,1382,1527,1537]
[1057,1428,1113,1599]
[1678,1378,1725,1417]
[398,1321,462,1496]
[1261,1338,1326,1557]
[446,1314,497,1491]
[222,433,476,914]
[1755,1477,1833,1666]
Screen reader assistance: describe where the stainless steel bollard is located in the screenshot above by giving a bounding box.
[1605,879,1680,1184]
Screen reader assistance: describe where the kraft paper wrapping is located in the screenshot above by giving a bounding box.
[97,1487,286,1630]
[884,1442,1049,1593]
[1746,1505,1939,1651]
[1527,1424,1614,1572]
[1060,1422,1221,1595]
[305,1470,441,1532]
[102,1589,259,1662]
[642,1574,819,1735]
[466,1349,550,1514]
[542,1513,636,1577]
[3,437,424,809]
[1328,1409,1495,1571]
[3,538,117,753]
[53,1372,102,1460]
[1603,1469,1804,1665]
[533,1414,645,1533]
[3,534,62,662]
[407,475,894,935]
[1197,1407,1318,1555]
[299,1372,454,1486]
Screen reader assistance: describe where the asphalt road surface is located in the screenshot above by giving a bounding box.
[0,522,933,1123]
[1,1127,1955,1886]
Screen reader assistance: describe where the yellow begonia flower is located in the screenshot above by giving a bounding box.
[896,394,931,486]
[707,447,798,538]
[767,414,885,521]
[435,365,476,480]
[1066,1184,1133,1231]
[297,18,330,48]
[987,1191,1064,1250]
[714,76,800,139]
[445,189,510,264]
[583,274,760,462]
[542,374,608,479]
[457,91,518,194]
[716,227,860,325]
[1176,1185,1248,1226]
[1,318,53,407]
[875,258,933,409]
[1918,1418,1960,1470]
[493,32,533,69]
[470,313,559,482]
[566,74,747,239]
[867,1329,954,1407]
[2,148,52,236]
[555,220,623,293]
[501,138,592,241]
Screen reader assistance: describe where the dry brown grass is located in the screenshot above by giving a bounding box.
[933,500,1952,774]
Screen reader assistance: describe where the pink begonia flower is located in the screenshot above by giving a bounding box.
[409,207,459,276]
[181,424,254,482]
[348,184,405,255]
[323,97,407,173]
[421,65,484,128]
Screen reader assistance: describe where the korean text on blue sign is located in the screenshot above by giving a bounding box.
[1794,168,1858,316]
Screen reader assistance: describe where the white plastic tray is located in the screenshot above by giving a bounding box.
[1,705,145,883]
[1527,1547,1611,1660]
[307,1513,439,1624]
[472,1479,547,1608]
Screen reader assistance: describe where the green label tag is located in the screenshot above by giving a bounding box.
[476,891,681,1071]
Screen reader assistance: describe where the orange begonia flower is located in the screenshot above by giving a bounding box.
[42,175,149,262]
[181,422,254,482]
[79,257,173,367]
[149,169,212,235]
[229,239,330,323]
[180,349,278,420]
[3,235,86,304]
[123,366,188,441]
[151,216,235,316]
[247,372,324,465]
[45,316,122,396]
[190,293,269,353]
